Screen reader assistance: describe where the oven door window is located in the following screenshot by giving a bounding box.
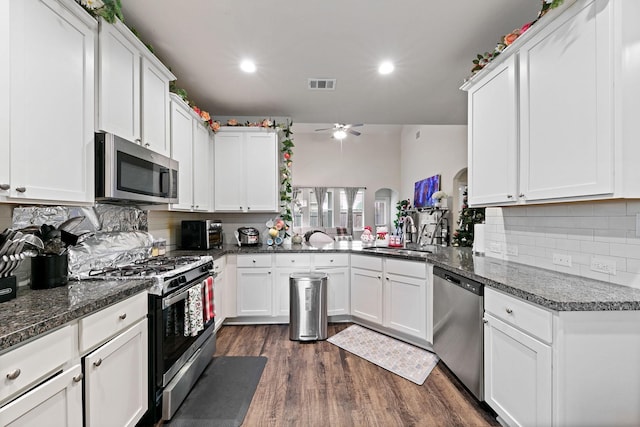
[117,151,171,198]
[162,283,214,372]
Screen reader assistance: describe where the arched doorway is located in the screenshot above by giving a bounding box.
[451,168,468,231]
[374,188,399,234]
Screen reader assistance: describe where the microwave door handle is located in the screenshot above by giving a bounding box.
[162,282,203,309]
[159,168,169,196]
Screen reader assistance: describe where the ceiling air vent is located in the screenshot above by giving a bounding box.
[308,78,336,91]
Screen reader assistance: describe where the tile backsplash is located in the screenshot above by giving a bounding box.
[484,201,640,289]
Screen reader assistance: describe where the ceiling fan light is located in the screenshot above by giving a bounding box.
[378,61,395,75]
[240,60,256,73]
[333,129,347,140]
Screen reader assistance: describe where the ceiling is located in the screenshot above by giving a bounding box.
[121,1,541,127]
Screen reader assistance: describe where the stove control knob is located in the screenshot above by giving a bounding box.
[169,279,179,288]
[179,276,187,284]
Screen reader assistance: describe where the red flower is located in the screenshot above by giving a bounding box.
[192,106,201,115]
[503,29,521,46]
[521,22,532,33]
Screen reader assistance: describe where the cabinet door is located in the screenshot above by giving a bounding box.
[350,267,383,324]
[141,57,170,156]
[484,313,552,427]
[0,365,83,427]
[0,6,9,198]
[518,0,613,201]
[213,270,225,331]
[385,273,426,339]
[467,55,518,206]
[84,320,148,427]
[236,268,273,316]
[97,20,140,143]
[192,122,212,211]
[10,0,95,203]
[214,132,244,211]
[244,132,279,212]
[169,100,194,210]
[315,267,350,316]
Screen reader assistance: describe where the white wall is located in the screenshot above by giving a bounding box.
[400,125,468,203]
[292,129,402,234]
[484,201,640,289]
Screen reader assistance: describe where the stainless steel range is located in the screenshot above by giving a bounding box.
[87,255,217,424]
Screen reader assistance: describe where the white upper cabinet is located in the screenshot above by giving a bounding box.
[462,0,626,206]
[214,128,279,213]
[518,0,613,202]
[169,94,213,212]
[5,0,96,204]
[97,18,175,156]
[466,55,519,206]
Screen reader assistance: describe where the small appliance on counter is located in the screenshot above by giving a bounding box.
[181,220,223,250]
[235,227,260,246]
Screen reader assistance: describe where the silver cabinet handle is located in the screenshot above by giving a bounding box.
[15,187,26,193]
[144,143,150,148]
[483,318,488,324]
[268,271,271,275]
[290,259,295,263]
[252,259,256,264]
[0,184,9,190]
[330,259,334,263]
[73,373,84,382]
[386,277,390,281]
[119,313,127,320]
[519,194,525,198]
[507,194,513,199]
[6,369,21,380]
[239,206,243,210]
[377,275,381,279]
[506,308,513,314]
[93,358,103,367]
[247,207,251,210]
[135,138,141,144]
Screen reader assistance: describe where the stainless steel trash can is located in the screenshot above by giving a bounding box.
[289,272,328,341]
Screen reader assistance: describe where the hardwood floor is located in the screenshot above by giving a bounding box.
[214,323,499,427]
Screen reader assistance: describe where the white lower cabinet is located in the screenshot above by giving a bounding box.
[384,260,427,339]
[83,319,148,427]
[236,255,273,316]
[484,312,552,427]
[213,257,227,331]
[350,268,383,324]
[0,364,83,427]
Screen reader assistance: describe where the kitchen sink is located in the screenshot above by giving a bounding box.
[362,246,433,257]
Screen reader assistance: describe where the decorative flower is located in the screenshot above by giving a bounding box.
[262,119,273,128]
[192,106,201,115]
[211,121,221,132]
[521,22,533,33]
[503,29,521,46]
[227,119,238,126]
[200,111,210,122]
[81,0,104,9]
[432,191,448,200]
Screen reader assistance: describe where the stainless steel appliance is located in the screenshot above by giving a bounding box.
[95,132,178,204]
[433,266,484,401]
[181,220,223,250]
[86,255,216,423]
[289,272,328,341]
[236,227,260,246]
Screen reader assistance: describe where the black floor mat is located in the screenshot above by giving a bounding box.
[167,356,267,427]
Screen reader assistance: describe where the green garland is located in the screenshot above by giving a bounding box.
[76,0,123,24]
[279,122,295,237]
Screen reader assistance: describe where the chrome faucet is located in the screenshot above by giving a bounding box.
[402,216,416,248]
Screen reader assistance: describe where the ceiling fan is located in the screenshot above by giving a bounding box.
[315,123,363,140]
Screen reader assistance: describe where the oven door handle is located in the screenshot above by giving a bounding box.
[163,282,203,309]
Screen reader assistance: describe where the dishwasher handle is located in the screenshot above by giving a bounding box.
[433,266,483,296]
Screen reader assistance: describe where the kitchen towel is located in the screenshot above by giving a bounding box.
[184,284,204,336]
[203,276,214,322]
[472,223,486,254]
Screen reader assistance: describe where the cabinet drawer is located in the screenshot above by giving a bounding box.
[351,255,382,271]
[314,253,349,267]
[213,257,226,275]
[79,292,148,353]
[237,254,272,268]
[0,325,74,404]
[385,258,426,278]
[484,287,553,343]
[275,253,311,267]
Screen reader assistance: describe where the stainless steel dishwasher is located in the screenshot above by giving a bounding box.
[433,266,484,401]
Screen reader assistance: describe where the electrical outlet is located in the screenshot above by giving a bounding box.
[552,253,572,267]
[590,257,617,275]
[488,242,502,254]
[506,245,518,256]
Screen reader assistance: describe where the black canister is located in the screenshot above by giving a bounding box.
[30,253,69,289]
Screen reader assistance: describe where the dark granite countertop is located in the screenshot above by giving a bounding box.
[4,241,640,353]
[0,278,151,352]
[173,242,640,312]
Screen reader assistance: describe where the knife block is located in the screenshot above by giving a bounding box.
[0,276,17,302]
[30,253,68,289]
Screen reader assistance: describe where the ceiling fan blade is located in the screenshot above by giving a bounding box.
[348,130,361,136]
[346,124,363,128]
[315,127,333,131]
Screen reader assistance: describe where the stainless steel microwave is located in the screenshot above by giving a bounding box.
[95,132,178,204]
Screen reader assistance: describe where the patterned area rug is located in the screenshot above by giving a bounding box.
[328,324,439,385]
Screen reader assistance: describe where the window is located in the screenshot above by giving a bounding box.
[339,189,365,231]
[308,189,333,227]
[374,199,388,226]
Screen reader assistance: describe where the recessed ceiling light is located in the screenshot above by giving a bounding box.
[240,60,256,73]
[378,61,395,75]
[333,129,347,140]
